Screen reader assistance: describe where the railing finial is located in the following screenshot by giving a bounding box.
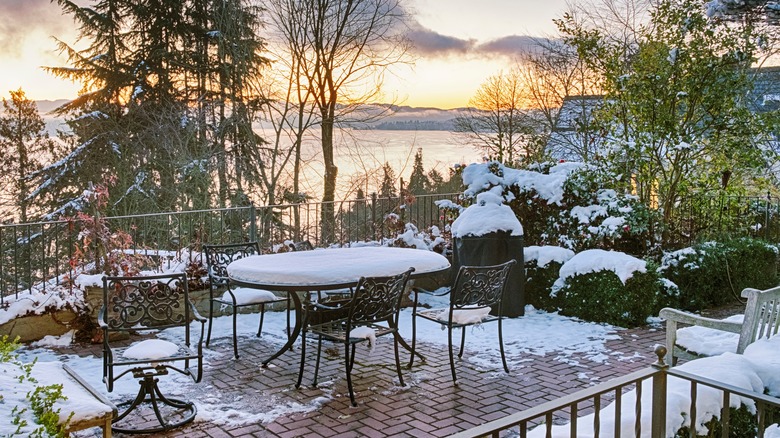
[652,344,668,368]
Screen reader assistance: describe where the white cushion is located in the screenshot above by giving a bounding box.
[436,306,491,325]
[122,339,179,361]
[222,288,279,305]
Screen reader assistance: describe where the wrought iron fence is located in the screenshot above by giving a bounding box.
[451,347,780,438]
[0,193,458,306]
[668,193,780,248]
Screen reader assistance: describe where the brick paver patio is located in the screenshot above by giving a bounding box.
[41,313,695,438]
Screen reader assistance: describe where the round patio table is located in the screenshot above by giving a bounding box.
[227,246,451,366]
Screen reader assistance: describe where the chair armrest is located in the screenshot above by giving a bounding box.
[658,308,742,333]
[659,307,743,366]
[188,300,207,323]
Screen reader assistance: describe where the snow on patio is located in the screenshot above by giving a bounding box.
[16,291,634,433]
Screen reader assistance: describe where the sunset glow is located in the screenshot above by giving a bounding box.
[0,0,568,108]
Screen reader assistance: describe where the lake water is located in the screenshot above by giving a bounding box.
[282,129,483,199]
[43,111,482,200]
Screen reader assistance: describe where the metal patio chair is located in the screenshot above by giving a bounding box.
[99,272,205,434]
[296,267,415,406]
[204,241,288,359]
[408,260,516,385]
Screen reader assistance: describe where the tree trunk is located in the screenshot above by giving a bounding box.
[320,113,338,244]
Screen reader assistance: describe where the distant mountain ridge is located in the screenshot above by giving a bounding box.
[31,100,467,131]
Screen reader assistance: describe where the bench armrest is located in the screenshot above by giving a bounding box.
[658,307,743,366]
[658,308,742,333]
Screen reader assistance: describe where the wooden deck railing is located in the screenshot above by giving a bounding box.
[451,346,780,438]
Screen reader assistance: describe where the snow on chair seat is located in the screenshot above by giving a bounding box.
[220,288,279,306]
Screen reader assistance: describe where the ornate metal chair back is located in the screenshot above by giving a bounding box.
[348,268,415,324]
[102,272,192,337]
[450,260,516,311]
[203,241,261,288]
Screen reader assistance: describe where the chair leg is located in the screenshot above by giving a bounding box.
[458,326,467,358]
[257,303,266,337]
[408,296,420,368]
[296,329,307,389]
[286,295,292,337]
[231,307,239,359]
[346,342,357,407]
[447,325,458,385]
[393,334,405,387]
[206,300,215,347]
[313,335,323,387]
[498,317,509,373]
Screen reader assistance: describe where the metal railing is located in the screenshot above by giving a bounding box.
[0,193,458,306]
[668,193,780,247]
[451,346,780,438]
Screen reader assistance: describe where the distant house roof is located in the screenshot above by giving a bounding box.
[547,66,780,159]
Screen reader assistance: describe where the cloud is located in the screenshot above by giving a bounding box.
[407,21,553,60]
[0,0,71,57]
[407,24,477,56]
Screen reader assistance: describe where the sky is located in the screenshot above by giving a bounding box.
[0,0,570,109]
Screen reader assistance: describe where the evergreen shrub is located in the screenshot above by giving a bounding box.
[524,259,566,311]
[555,268,660,327]
[658,238,778,311]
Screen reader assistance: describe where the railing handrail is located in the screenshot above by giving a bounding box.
[449,366,661,438]
[450,350,780,438]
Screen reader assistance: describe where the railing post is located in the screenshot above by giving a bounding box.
[249,204,257,243]
[371,192,378,242]
[651,345,669,438]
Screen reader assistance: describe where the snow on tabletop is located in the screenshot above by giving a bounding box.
[675,314,743,357]
[450,191,523,238]
[557,249,646,285]
[222,288,278,305]
[122,339,180,360]
[524,245,575,268]
[0,361,113,436]
[227,246,449,287]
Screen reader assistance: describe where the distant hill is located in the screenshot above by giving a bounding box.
[29,100,469,133]
[35,99,69,114]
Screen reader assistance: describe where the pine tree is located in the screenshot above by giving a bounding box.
[379,162,397,198]
[407,148,429,195]
[40,0,270,216]
[0,89,58,222]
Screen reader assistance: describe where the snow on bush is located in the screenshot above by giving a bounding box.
[552,249,659,327]
[458,160,659,253]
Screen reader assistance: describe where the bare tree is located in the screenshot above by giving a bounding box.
[269,0,411,243]
[454,70,541,165]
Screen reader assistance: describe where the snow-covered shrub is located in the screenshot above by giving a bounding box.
[659,238,779,311]
[552,249,660,327]
[460,161,661,256]
[523,246,575,311]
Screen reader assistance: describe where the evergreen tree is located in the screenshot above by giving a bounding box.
[39,0,269,217]
[379,162,397,198]
[407,148,429,195]
[0,89,58,222]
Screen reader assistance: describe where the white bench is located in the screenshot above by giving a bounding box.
[660,285,780,365]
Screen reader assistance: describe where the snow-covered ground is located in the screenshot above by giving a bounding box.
[5,288,780,436]
[7,290,629,434]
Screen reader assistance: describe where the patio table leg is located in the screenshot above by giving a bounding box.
[262,290,303,367]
